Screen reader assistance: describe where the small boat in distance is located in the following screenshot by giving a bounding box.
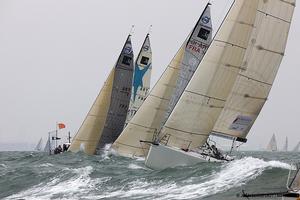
[266,134,278,152]
[283,136,289,152]
[34,138,43,151]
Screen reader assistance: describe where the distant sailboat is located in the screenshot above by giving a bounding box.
[34,138,43,151]
[293,142,300,152]
[283,136,289,152]
[266,134,278,152]
[69,33,134,155]
[124,32,152,127]
[43,137,51,153]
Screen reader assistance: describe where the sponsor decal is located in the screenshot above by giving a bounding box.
[124,43,132,54]
[201,16,210,24]
[229,115,253,132]
[187,39,209,54]
[143,45,150,51]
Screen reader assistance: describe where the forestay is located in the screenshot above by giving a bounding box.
[212,0,296,141]
[159,0,259,150]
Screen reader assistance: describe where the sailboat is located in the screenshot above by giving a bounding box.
[267,134,278,152]
[293,142,300,152]
[112,2,213,158]
[124,32,152,127]
[145,0,260,169]
[114,0,295,169]
[43,137,51,153]
[283,136,289,151]
[69,33,134,155]
[34,138,43,151]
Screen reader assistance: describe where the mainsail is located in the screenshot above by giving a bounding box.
[97,35,134,149]
[112,3,213,157]
[124,33,152,127]
[266,134,278,151]
[283,136,288,151]
[34,138,43,151]
[211,0,296,143]
[158,0,259,150]
[69,35,134,155]
[43,137,50,152]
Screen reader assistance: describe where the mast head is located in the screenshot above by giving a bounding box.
[129,25,135,36]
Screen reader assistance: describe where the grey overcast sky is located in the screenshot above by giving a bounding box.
[0,0,299,150]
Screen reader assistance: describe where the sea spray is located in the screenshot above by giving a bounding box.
[1,151,298,200]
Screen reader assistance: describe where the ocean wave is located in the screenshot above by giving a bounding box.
[4,166,110,200]
[91,157,293,200]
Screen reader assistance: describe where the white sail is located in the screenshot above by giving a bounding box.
[112,3,213,157]
[283,137,288,151]
[125,34,152,126]
[44,136,51,152]
[34,138,43,151]
[158,0,259,150]
[69,69,115,155]
[43,137,50,153]
[69,35,134,155]
[293,142,300,152]
[211,0,296,142]
[266,134,277,151]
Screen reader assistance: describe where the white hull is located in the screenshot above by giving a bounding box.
[145,144,231,170]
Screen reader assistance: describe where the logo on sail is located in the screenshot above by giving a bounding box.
[201,16,210,24]
[124,43,132,54]
[143,45,150,51]
[229,115,253,132]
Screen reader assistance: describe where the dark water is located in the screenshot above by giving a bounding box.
[0,150,299,200]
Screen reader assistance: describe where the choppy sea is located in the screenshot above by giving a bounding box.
[0,149,299,200]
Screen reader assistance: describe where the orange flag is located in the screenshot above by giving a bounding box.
[58,123,66,129]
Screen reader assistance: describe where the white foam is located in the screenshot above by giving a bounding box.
[5,157,292,200]
[38,163,54,167]
[0,163,7,168]
[92,157,293,200]
[4,166,110,200]
[128,163,150,170]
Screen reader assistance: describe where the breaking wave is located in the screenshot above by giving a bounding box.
[2,152,296,200]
